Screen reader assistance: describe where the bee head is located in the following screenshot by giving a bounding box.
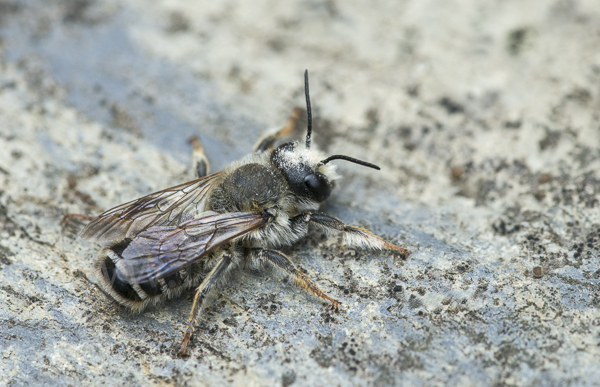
[271,142,334,202]
[270,70,380,203]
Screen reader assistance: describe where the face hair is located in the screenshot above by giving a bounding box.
[317,155,381,170]
[304,69,312,150]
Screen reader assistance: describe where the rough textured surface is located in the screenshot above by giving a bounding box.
[1,0,599,385]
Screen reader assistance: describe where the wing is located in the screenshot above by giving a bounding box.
[115,211,269,284]
[80,173,222,243]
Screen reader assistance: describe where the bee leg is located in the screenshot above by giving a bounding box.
[188,136,210,178]
[178,253,234,356]
[253,107,301,153]
[292,212,409,259]
[60,213,93,239]
[247,248,341,308]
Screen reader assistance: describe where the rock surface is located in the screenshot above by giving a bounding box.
[1,0,599,385]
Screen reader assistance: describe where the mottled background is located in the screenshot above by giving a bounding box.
[0,0,599,386]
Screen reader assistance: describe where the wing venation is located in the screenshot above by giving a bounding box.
[80,173,221,242]
[115,211,268,283]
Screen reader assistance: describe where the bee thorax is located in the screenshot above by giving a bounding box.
[210,163,286,213]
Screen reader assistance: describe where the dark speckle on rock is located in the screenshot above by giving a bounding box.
[282,370,296,387]
[438,97,464,114]
[507,27,532,55]
[222,317,238,327]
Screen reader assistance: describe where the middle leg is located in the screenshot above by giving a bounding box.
[188,136,210,178]
[247,248,340,308]
[178,252,234,356]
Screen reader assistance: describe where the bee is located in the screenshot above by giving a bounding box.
[78,71,408,355]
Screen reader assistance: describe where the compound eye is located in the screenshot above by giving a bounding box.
[304,173,332,202]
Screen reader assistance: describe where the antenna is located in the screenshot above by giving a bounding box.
[304,70,312,149]
[317,155,380,170]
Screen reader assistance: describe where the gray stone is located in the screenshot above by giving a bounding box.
[0,0,599,385]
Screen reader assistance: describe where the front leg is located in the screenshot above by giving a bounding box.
[253,107,301,153]
[291,212,408,259]
[247,248,340,308]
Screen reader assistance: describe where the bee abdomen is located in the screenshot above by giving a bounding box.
[93,245,204,313]
[97,254,143,303]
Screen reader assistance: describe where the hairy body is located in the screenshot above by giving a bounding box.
[71,72,408,355]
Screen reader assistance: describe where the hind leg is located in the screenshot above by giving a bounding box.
[60,213,93,239]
